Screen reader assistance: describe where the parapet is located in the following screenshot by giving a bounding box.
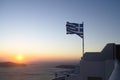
[82,43,120,61]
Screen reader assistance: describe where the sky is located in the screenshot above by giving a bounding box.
[0,0,120,63]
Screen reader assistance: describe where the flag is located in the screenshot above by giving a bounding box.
[66,22,84,38]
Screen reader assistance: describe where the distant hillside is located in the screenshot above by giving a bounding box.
[0,62,26,67]
[56,65,77,69]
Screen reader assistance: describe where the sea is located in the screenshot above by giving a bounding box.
[0,63,69,80]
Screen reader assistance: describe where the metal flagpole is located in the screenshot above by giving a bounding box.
[82,22,84,55]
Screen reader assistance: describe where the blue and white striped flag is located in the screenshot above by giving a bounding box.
[66,22,84,38]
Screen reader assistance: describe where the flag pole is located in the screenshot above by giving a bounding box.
[82,22,84,55]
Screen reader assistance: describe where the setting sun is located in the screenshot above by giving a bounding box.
[15,54,25,63]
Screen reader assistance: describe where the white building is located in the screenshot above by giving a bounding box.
[53,43,120,80]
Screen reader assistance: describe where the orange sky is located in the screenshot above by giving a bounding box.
[0,50,81,63]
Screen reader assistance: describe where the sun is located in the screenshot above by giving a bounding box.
[15,54,25,63]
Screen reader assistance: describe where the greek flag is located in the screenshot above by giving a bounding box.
[66,22,84,38]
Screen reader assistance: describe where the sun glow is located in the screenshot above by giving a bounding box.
[15,54,25,63]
